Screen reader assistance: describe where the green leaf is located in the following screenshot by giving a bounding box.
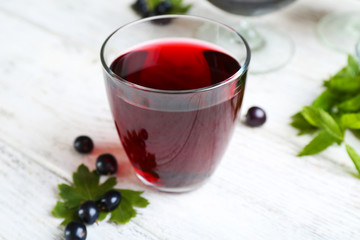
[333,66,349,78]
[98,211,109,221]
[110,198,137,224]
[333,55,359,78]
[146,0,161,9]
[346,55,360,77]
[346,144,360,175]
[58,184,84,208]
[290,112,317,135]
[51,201,79,226]
[95,177,118,200]
[119,189,149,208]
[52,164,149,225]
[311,90,338,112]
[72,165,100,198]
[292,55,360,178]
[301,106,344,141]
[170,0,192,14]
[107,189,149,224]
[352,129,360,140]
[136,0,192,14]
[58,165,117,207]
[340,113,360,129]
[298,130,336,156]
[337,93,360,112]
[324,76,360,94]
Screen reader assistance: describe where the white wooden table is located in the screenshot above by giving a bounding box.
[1,0,360,239]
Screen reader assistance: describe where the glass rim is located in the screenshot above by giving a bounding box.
[100,14,251,95]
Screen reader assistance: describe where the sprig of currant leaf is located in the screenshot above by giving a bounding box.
[132,0,192,17]
[52,164,149,225]
[291,55,360,175]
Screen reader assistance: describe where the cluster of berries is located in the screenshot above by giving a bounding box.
[64,136,120,240]
[132,0,173,18]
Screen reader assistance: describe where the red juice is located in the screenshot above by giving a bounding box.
[107,39,246,189]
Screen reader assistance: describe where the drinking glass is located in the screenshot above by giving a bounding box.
[203,0,296,73]
[318,11,360,53]
[100,15,250,192]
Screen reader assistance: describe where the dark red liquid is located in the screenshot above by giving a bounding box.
[107,40,246,189]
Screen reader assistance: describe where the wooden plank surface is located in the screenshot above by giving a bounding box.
[1,0,360,239]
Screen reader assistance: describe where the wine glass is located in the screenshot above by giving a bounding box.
[202,0,297,74]
[318,10,360,54]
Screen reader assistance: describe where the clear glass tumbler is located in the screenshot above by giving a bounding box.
[100,15,250,192]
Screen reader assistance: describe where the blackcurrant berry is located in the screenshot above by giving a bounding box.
[96,154,118,175]
[64,221,87,240]
[132,0,151,17]
[142,10,155,18]
[245,106,266,127]
[98,190,122,212]
[154,1,173,15]
[78,201,100,225]
[74,136,94,154]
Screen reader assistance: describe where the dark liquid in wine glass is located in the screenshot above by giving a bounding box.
[208,0,295,16]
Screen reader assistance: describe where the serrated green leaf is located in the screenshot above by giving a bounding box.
[58,184,84,208]
[98,211,108,221]
[170,4,192,14]
[72,164,117,201]
[110,198,137,224]
[52,164,149,225]
[95,177,117,200]
[56,165,117,209]
[119,189,149,208]
[290,112,317,135]
[298,130,336,156]
[346,144,360,175]
[73,165,100,199]
[337,93,360,112]
[147,0,161,9]
[142,0,191,14]
[340,113,360,129]
[301,106,344,141]
[51,201,79,226]
[107,190,149,224]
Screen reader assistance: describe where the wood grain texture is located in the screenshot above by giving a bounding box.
[1,0,360,239]
[0,140,159,239]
